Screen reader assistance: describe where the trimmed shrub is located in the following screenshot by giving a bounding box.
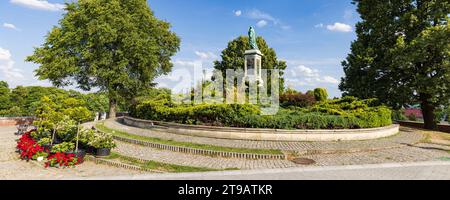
[313,88,328,101]
[280,91,316,108]
[132,96,392,129]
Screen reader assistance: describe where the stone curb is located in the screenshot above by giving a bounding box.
[85,155,163,173]
[122,116,400,142]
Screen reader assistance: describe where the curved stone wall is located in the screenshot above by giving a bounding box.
[121,116,400,142]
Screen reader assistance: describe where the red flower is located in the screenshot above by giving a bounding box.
[16,133,45,160]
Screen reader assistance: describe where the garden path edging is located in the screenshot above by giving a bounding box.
[122,116,400,142]
[93,126,287,160]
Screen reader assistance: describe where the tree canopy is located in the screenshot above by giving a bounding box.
[213,36,287,92]
[340,0,449,129]
[0,81,109,117]
[26,0,180,118]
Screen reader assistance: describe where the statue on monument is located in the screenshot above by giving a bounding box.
[248,26,259,50]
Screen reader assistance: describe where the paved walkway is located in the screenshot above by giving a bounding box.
[86,161,450,180]
[102,120,450,170]
[105,119,423,151]
[0,126,142,180]
[115,141,298,169]
[114,140,449,169]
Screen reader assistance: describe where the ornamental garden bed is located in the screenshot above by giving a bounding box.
[130,96,392,130]
[16,128,116,168]
[15,96,116,168]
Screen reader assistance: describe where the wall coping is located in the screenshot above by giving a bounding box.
[122,116,400,142]
[123,116,396,134]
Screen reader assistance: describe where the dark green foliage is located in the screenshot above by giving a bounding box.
[0,82,108,117]
[213,36,287,93]
[313,88,328,101]
[392,110,407,121]
[131,96,392,129]
[26,0,180,118]
[0,81,11,111]
[340,0,450,130]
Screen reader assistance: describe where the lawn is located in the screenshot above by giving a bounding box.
[103,152,238,172]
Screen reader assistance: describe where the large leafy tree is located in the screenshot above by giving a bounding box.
[213,36,287,92]
[27,0,180,118]
[340,0,449,129]
[0,81,11,111]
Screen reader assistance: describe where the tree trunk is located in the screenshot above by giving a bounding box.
[108,98,117,119]
[420,93,437,130]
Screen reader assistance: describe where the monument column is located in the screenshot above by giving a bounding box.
[244,27,264,86]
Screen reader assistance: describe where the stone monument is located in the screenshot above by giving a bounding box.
[244,26,263,86]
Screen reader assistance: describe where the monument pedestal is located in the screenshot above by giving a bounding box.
[244,49,264,86]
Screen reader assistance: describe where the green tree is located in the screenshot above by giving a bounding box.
[0,81,11,111]
[313,88,328,102]
[83,92,109,113]
[26,0,180,118]
[213,36,287,93]
[340,0,449,130]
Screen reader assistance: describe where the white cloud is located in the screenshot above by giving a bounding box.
[247,9,289,30]
[322,76,339,84]
[256,20,268,28]
[195,51,217,60]
[285,65,339,87]
[0,47,24,81]
[3,23,19,31]
[234,10,242,17]
[248,9,277,23]
[326,22,353,32]
[10,0,65,11]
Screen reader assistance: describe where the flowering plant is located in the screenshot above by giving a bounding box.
[88,131,116,149]
[51,142,75,153]
[16,132,47,161]
[45,152,81,168]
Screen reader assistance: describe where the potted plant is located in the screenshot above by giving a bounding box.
[88,131,116,157]
[77,129,95,155]
[50,142,75,154]
[37,137,52,151]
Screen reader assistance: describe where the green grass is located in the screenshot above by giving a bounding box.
[438,156,450,161]
[96,123,283,155]
[104,152,238,172]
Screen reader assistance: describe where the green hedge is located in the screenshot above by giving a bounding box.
[130,97,392,129]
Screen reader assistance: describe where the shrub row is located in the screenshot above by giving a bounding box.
[131,97,392,129]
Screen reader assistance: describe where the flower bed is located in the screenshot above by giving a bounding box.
[14,96,117,168]
[16,131,80,168]
[16,128,116,168]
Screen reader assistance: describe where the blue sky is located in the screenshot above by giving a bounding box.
[0,0,359,97]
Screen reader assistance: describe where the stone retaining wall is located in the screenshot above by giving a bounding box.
[0,117,34,127]
[122,116,400,142]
